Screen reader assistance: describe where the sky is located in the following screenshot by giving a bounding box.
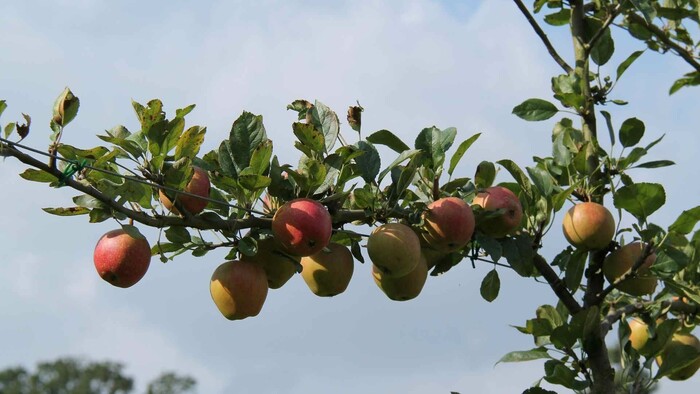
[1,1,699,393]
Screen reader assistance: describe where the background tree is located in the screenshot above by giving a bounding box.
[0,357,195,394]
[1,1,700,393]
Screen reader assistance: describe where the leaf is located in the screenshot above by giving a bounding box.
[51,87,80,127]
[19,169,57,183]
[366,129,410,154]
[42,207,90,216]
[527,166,554,197]
[415,126,456,171]
[669,206,700,234]
[564,249,587,291]
[377,149,421,183]
[228,111,268,173]
[165,227,191,244]
[247,139,273,175]
[175,126,206,160]
[448,133,481,176]
[310,100,340,152]
[293,122,325,154]
[613,182,666,222]
[633,160,674,169]
[474,161,496,189]
[619,117,645,147]
[476,234,502,262]
[630,0,657,24]
[544,9,571,26]
[0,100,6,119]
[497,348,551,364]
[238,174,271,191]
[600,110,615,146]
[354,141,381,183]
[590,27,614,66]
[655,343,700,380]
[3,122,15,139]
[347,104,363,133]
[496,159,532,197]
[616,50,644,81]
[480,269,500,302]
[512,99,558,121]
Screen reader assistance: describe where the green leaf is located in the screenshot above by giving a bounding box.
[669,71,700,95]
[448,133,481,176]
[310,101,340,153]
[564,249,587,291]
[474,161,496,189]
[19,169,57,183]
[633,160,674,169]
[354,141,381,183]
[42,207,90,216]
[476,234,502,262]
[544,360,584,390]
[73,194,108,209]
[630,0,657,24]
[527,166,554,197]
[669,206,700,234]
[590,27,614,66]
[415,126,457,171]
[238,174,271,191]
[0,100,6,119]
[175,126,206,160]
[544,9,571,26]
[165,227,191,244]
[218,140,237,177]
[600,110,615,146]
[247,139,273,175]
[366,129,410,153]
[496,159,532,197]
[51,87,80,127]
[613,182,666,222]
[552,132,571,167]
[377,149,421,184]
[161,116,185,155]
[619,117,645,147]
[228,112,268,174]
[656,343,700,380]
[522,388,558,394]
[512,99,558,121]
[616,50,644,81]
[480,269,500,302]
[497,348,551,364]
[3,122,15,139]
[293,122,325,154]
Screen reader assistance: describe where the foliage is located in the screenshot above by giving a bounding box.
[0,357,195,394]
[2,1,700,393]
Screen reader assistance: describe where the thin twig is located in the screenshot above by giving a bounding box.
[512,0,574,74]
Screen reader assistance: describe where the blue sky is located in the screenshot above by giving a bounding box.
[1,1,699,393]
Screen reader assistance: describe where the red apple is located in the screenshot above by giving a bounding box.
[210,260,268,320]
[93,228,151,288]
[271,198,332,256]
[159,166,211,215]
[472,186,523,238]
[562,202,615,250]
[422,197,475,253]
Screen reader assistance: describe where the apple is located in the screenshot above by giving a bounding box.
[603,242,657,296]
[271,198,332,256]
[159,166,211,215]
[627,318,649,351]
[210,260,268,320]
[300,243,354,297]
[93,228,151,288]
[472,186,523,238]
[367,223,421,278]
[372,255,428,301]
[421,197,475,252]
[562,202,615,250]
[241,237,300,289]
[656,333,700,381]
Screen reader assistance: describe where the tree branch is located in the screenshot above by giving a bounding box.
[625,11,700,73]
[1,141,376,231]
[512,0,574,74]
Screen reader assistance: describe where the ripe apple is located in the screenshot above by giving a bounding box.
[562,202,615,250]
[372,255,428,301]
[472,186,523,238]
[627,318,649,351]
[210,260,268,320]
[422,197,475,252]
[656,333,700,381]
[93,228,151,288]
[367,223,421,278]
[603,242,657,296]
[159,166,211,215]
[241,237,300,289]
[300,243,354,297]
[271,198,332,256]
